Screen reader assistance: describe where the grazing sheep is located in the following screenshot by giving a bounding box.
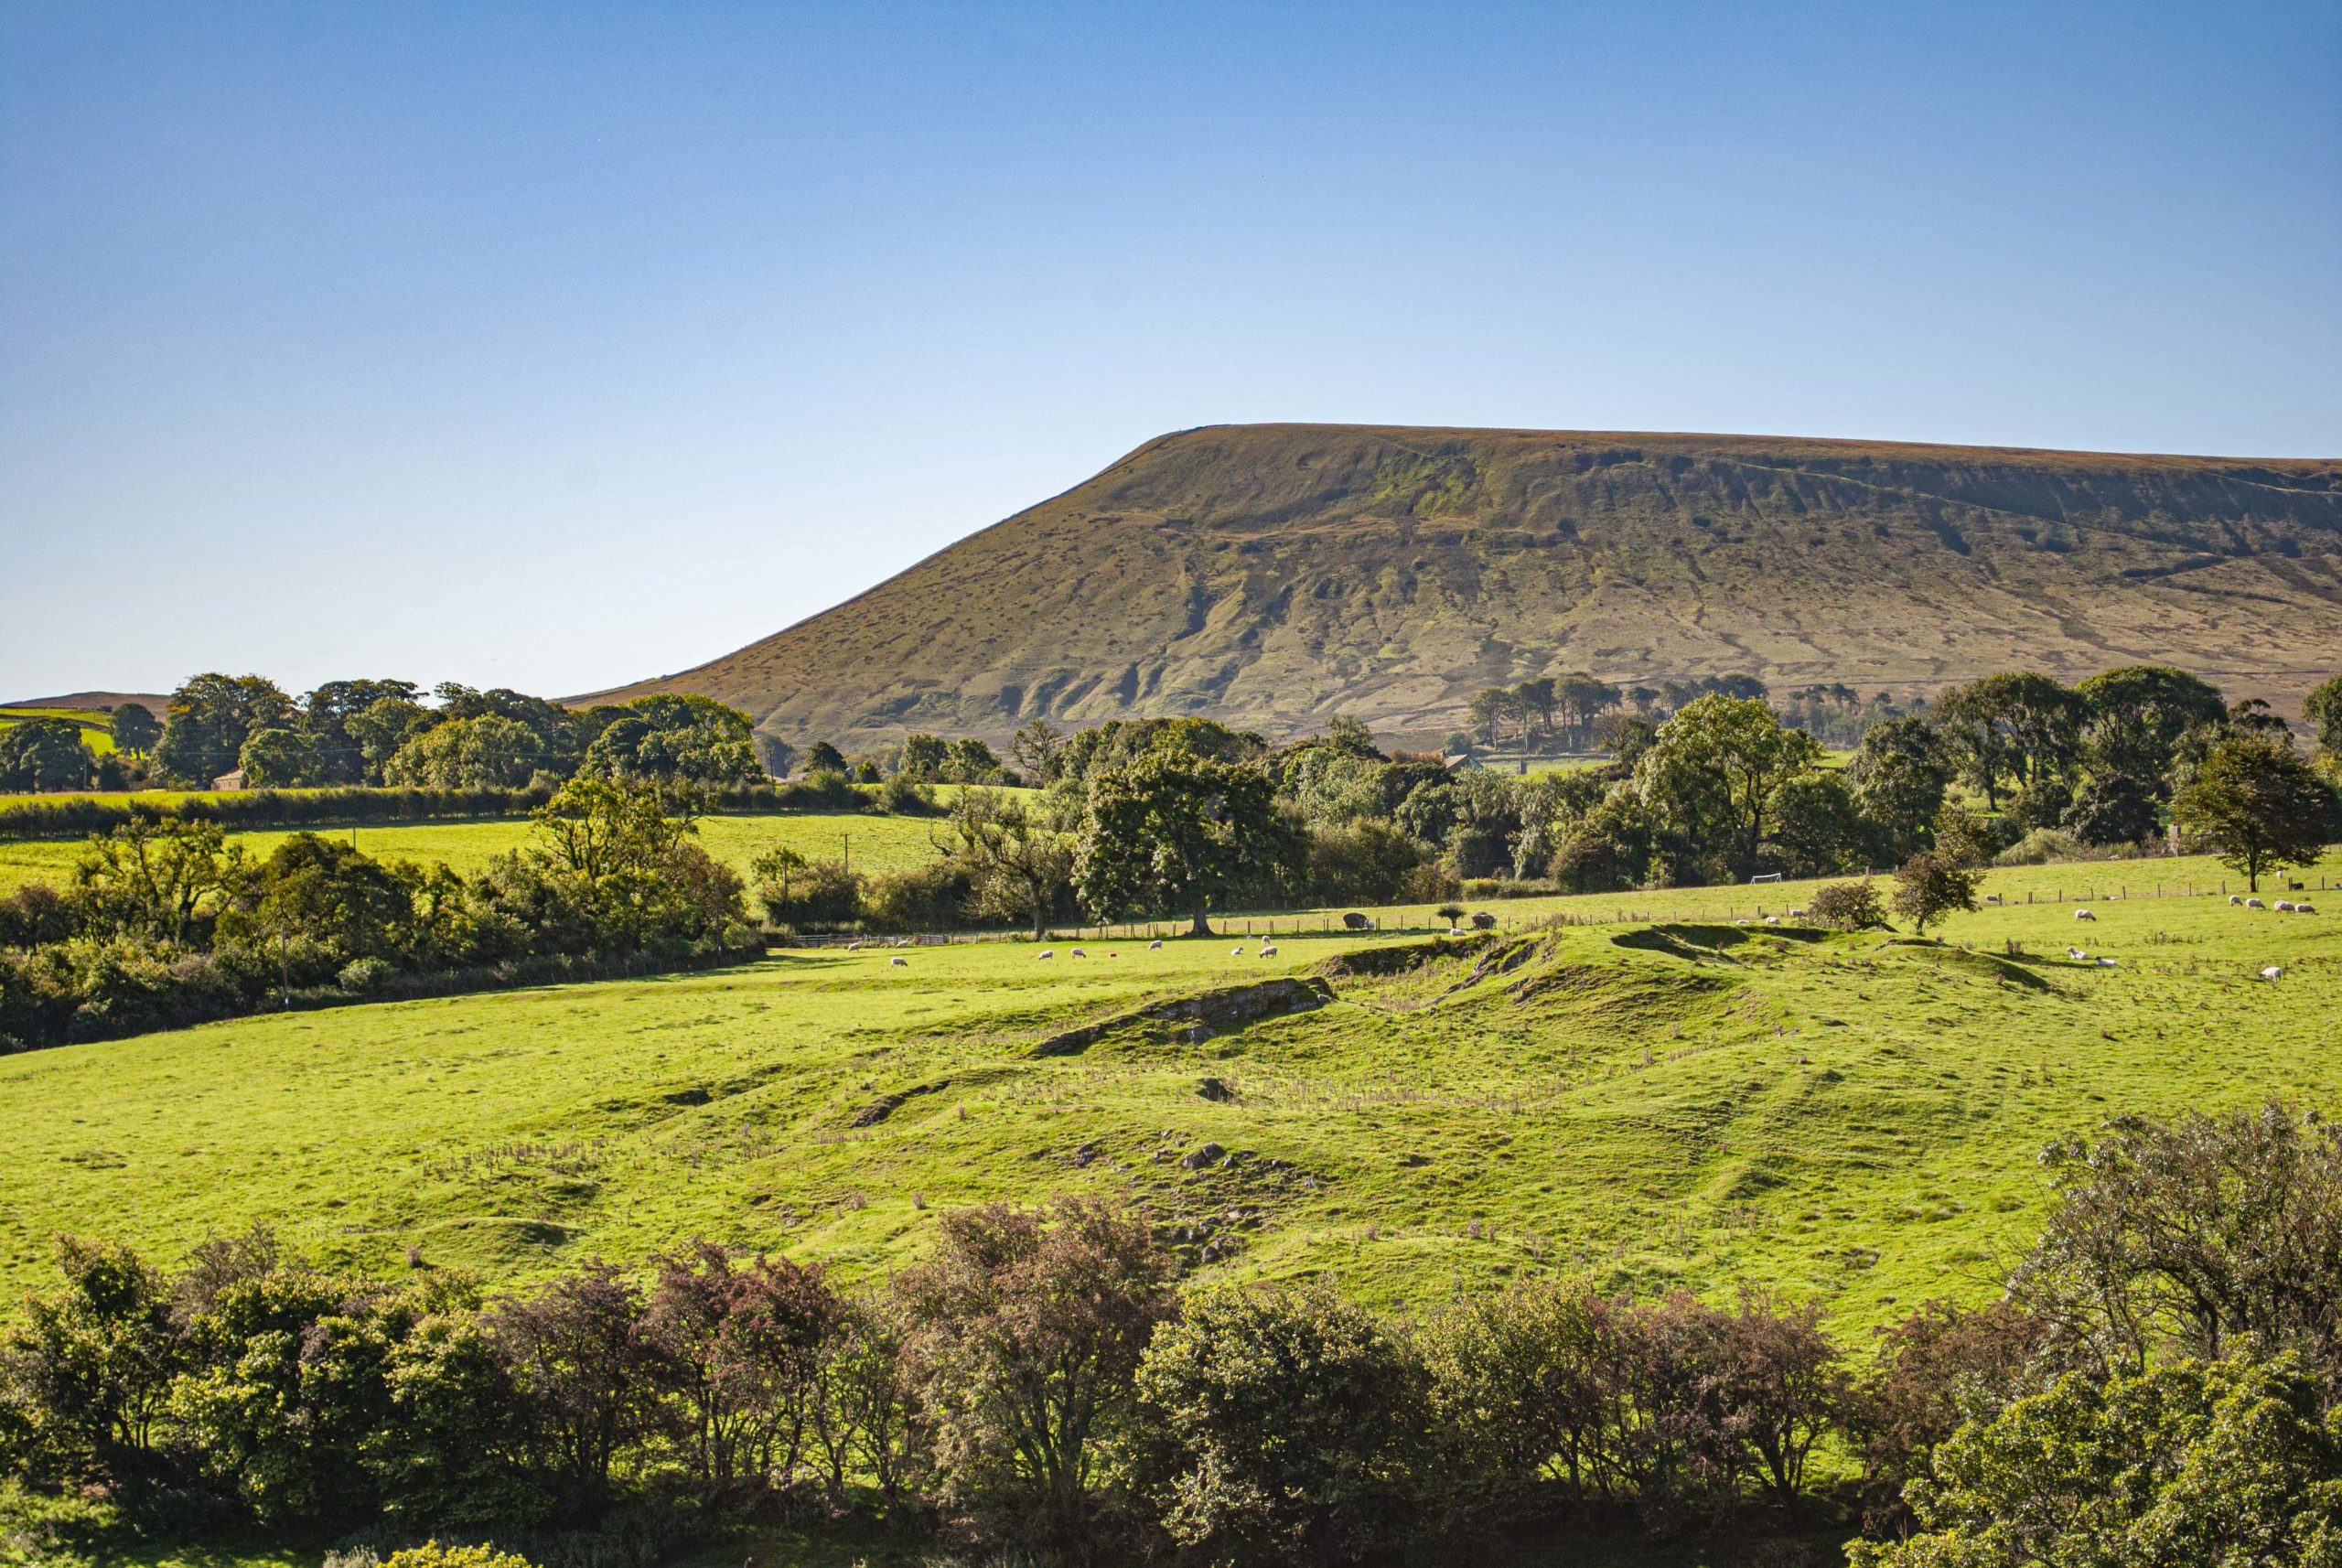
[2247,897,2267,910]
[2297,904,2317,915]
[2067,946,2088,960]
[2074,908,2096,921]
[2277,900,2297,912]
[1984,894,2004,905]
[845,940,864,951]
[1260,943,1279,957]
[1070,948,1087,959]
[2261,965,2284,982]
[1147,939,1165,950]
[1231,946,1244,956]
[889,956,908,967]
[1037,950,1054,960]
[2230,895,2245,906]
[2098,957,2118,967]
[1789,908,1807,918]
[1764,915,1781,927]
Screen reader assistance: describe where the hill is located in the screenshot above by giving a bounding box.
[5,853,2335,1321]
[0,690,169,714]
[589,425,2342,749]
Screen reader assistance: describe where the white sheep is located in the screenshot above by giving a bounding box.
[1037,950,1054,961]
[2067,946,2088,960]
[1764,915,1781,927]
[2297,904,2318,915]
[1148,939,1164,950]
[1260,943,1278,957]
[1230,946,1244,957]
[845,940,864,951]
[2261,965,2284,982]
[2277,900,2297,912]
[890,956,908,967]
[2229,895,2244,906]
[1070,948,1087,959]
[2074,908,2096,921]
[2098,957,2118,967]
[2247,897,2267,910]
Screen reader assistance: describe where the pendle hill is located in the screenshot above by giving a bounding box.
[589,425,2342,746]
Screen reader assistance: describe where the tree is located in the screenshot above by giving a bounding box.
[1847,1355,2342,1568]
[803,740,846,775]
[1889,852,1979,937]
[1850,716,1950,861]
[108,703,160,758]
[1074,753,1296,937]
[72,818,245,944]
[301,679,421,785]
[1134,1280,1428,1565]
[1934,673,2079,811]
[490,1261,657,1517]
[2169,733,2337,892]
[347,695,433,784]
[948,788,1073,938]
[153,674,298,785]
[0,1237,177,1477]
[237,726,319,789]
[894,1197,1175,1532]
[215,833,414,964]
[1809,878,1888,931]
[384,715,544,790]
[1010,718,1066,783]
[578,695,760,788]
[2307,673,2342,757]
[2074,665,2227,800]
[2010,1101,2342,1381]
[1766,772,1871,877]
[892,734,949,782]
[0,718,94,792]
[1633,694,1824,876]
[940,736,1004,784]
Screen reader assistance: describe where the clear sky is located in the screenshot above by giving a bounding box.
[3,2,2337,703]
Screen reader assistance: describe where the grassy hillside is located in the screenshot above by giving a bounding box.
[0,810,950,896]
[587,425,2342,748]
[0,707,117,755]
[5,850,2335,1334]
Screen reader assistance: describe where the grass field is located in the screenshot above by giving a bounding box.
[4,849,2336,1336]
[0,810,954,896]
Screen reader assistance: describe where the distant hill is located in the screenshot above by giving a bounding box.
[2,691,170,714]
[589,425,2342,747]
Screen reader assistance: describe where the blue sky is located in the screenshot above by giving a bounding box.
[3,1,2336,701]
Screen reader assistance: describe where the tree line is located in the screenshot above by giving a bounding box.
[5,1102,2340,1566]
[757,667,2341,940]
[0,778,756,1052]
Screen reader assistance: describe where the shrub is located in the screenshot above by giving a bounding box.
[338,956,399,993]
[381,1545,539,1568]
[1889,853,1980,936]
[1807,879,1887,930]
[1134,1281,1428,1564]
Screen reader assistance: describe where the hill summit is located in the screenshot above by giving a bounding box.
[595,424,2342,746]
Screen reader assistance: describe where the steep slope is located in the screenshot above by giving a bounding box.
[594,425,2342,746]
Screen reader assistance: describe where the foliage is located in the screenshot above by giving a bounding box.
[1890,853,1981,936]
[108,703,161,758]
[1633,694,1825,877]
[1074,753,1298,936]
[155,675,299,787]
[1849,1354,2342,1568]
[1808,878,1887,930]
[386,717,546,791]
[947,788,1073,938]
[0,719,96,793]
[2170,733,2337,892]
[1134,1280,1427,1563]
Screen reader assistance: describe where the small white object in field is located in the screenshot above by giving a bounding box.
[2067,946,2087,960]
[890,956,908,967]
[2261,965,2284,982]
[2230,895,2244,906]
[1071,948,1087,959]
[2074,908,2096,920]
[846,940,864,951]
[1148,939,1164,950]
[1037,950,1054,960]
[2248,897,2267,909]
[2098,957,2117,967]
[1231,946,1244,956]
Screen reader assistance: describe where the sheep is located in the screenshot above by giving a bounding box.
[1260,943,1278,957]
[845,940,864,951]
[2277,900,2297,912]
[1070,948,1087,959]
[2230,895,2245,906]
[2098,957,2118,967]
[1984,893,2004,906]
[2261,965,2284,982]
[1037,950,1055,961]
[2247,897,2267,910]
[2297,904,2317,915]
[2067,946,2088,961]
[1147,939,1165,950]
[2074,908,2096,921]
[889,956,908,967]
[1764,915,1781,927]
[1230,946,1244,957]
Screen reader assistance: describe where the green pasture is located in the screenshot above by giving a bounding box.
[4,849,2337,1338]
[0,810,952,896]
